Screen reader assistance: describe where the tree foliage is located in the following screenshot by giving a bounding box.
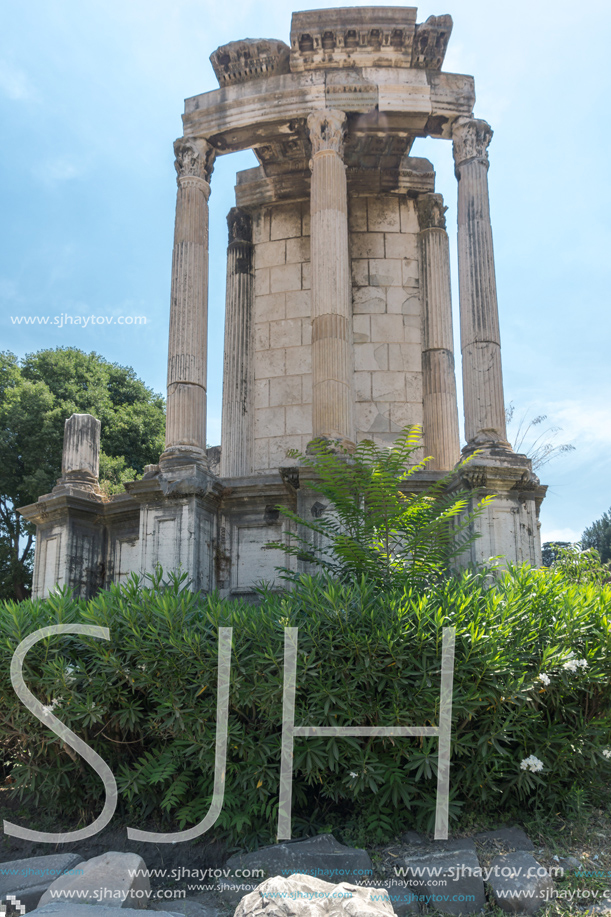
[0,348,165,601]
[267,427,492,590]
[582,508,611,565]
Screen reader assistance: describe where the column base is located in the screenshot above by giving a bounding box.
[453,450,547,568]
[159,444,209,470]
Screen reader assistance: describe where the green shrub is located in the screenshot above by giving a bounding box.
[267,427,491,590]
[1,565,610,847]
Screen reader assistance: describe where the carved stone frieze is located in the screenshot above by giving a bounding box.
[290,8,452,72]
[210,39,290,87]
[307,109,346,157]
[174,137,216,185]
[452,118,493,169]
[416,192,447,230]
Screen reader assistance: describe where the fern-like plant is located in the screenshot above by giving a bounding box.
[267,426,492,590]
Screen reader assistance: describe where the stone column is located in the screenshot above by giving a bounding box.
[417,193,460,471]
[220,208,254,477]
[59,413,101,491]
[161,136,216,466]
[307,109,355,446]
[453,118,510,451]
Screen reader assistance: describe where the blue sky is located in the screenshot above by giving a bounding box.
[1,0,609,544]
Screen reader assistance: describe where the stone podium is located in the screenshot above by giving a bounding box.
[20,6,546,599]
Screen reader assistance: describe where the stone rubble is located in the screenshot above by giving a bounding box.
[234,874,394,917]
[0,825,570,915]
[36,851,150,909]
[485,852,554,915]
[0,853,83,912]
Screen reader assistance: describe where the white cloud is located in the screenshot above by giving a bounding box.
[540,527,581,545]
[35,158,85,187]
[0,60,37,101]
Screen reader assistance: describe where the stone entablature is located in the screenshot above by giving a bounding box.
[20,5,548,601]
[210,39,291,88]
[289,8,452,72]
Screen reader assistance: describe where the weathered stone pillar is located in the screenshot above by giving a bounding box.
[453,118,510,451]
[221,208,254,477]
[59,413,101,491]
[417,193,460,471]
[162,137,216,466]
[307,109,354,446]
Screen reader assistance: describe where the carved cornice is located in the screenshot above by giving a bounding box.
[210,39,290,88]
[416,192,447,231]
[307,109,346,157]
[174,137,216,185]
[452,118,493,171]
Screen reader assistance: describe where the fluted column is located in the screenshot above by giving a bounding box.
[161,137,216,466]
[417,194,460,471]
[307,110,355,446]
[453,118,510,451]
[220,208,254,477]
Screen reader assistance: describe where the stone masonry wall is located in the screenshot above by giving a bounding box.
[350,195,423,446]
[253,200,312,472]
[252,195,423,471]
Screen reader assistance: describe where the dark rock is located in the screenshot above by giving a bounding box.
[219,834,373,905]
[367,880,421,915]
[399,832,425,847]
[474,827,534,853]
[486,852,554,914]
[556,856,581,872]
[401,839,486,915]
[0,853,83,912]
[149,902,221,916]
[32,906,182,916]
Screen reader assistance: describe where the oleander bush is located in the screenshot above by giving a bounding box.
[1,565,610,846]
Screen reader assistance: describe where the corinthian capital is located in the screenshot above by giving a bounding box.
[307,110,346,157]
[452,118,493,170]
[174,137,216,184]
[416,193,447,231]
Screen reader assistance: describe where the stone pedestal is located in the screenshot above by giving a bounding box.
[454,452,547,568]
[453,118,509,451]
[307,109,354,446]
[162,137,216,467]
[417,194,460,471]
[221,208,255,477]
[19,413,105,598]
[125,463,222,593]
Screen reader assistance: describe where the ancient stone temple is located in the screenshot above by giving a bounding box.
[21,6,547,600]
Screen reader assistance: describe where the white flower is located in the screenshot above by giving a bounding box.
[536,674,551,686]
[520,755,544,773]
[562,658,588,673]
[602,749,611,760]
[349,771,358,779]
[64,665,76,683]
[41,697,62,716]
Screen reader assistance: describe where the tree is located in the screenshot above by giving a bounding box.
[582,508,611,564]
[266,427,492,591]
[541,541,571,567]
[0,348,165,602]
